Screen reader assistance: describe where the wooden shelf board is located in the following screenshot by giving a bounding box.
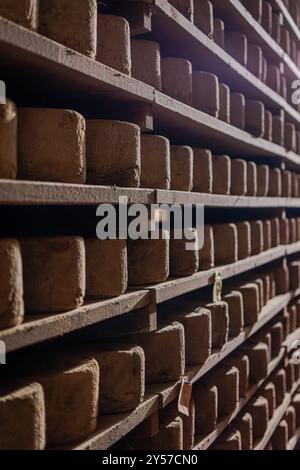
[150,244,300,305]
[188,295,292,384]
[211,0,300,80]
[285,327,300,353]
[0,290,150,353]
[154,91,300,167]
[3,180,300,207]
[0,16,154,103]
[2,246,300,355]
[149,293,291,409]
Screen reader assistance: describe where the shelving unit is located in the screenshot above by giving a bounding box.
[0,17,299,166]
[1,0,300,452]
[152,0,300,113]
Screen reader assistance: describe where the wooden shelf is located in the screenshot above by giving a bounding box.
[151,0,300,127]
[211,0,300,81]
[149,292,295,408]
[285,328,300,353]
[287,429,300,450]
[193,349,286,450]
[2,245,299,355]
[155,91,300,168]
[150,244,300,305]
[0,180,156,206]
[155,190,300,208]
[72,395,158,451]
[254,380,300,450]
[269,0,300,43]
[0,290,150,353]
[0,17,299,168]
[3,180,300,207]
[0,0,299,454]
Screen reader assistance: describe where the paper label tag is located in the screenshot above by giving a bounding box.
[213,271,223,302]
[178,378,192,416]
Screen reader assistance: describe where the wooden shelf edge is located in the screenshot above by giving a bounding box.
[152,243,300,304]
[149,292,293,409]
[214,0,300,78]
[154,0,300,117]
[0,180,156,206]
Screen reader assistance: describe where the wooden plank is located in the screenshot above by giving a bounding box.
[285,327,300,353]
[3,181,300,207]
[0,290,150,353]
[188,295,292,385]
[73,395,158,450]
[254,380,300,450]
[193,349,286,450]
[2,247,300,355]
[154,91,300,168]
[109,2,152,36]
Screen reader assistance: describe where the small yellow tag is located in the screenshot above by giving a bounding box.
[213,271,223,302]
